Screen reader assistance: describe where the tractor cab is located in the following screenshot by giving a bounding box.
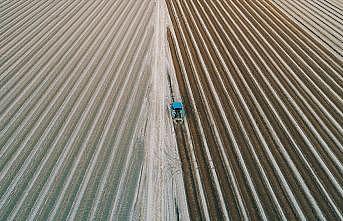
[170,101,185,122]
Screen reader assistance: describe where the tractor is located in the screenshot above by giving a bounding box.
[170,101,185,122]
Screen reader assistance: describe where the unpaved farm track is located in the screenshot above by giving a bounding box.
[0,0,155,220]
[167,0,343,220]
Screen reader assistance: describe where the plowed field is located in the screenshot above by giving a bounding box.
[166,0,343,220]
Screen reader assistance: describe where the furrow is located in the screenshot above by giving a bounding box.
[166,0,343,219]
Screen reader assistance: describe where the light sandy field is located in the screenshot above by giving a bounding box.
[0,0,188,220]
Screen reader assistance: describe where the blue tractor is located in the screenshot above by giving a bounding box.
[170,101,185,122]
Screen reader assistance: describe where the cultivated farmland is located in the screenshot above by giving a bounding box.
[0,0,188,220]
[166,0,343,220]
[1,0,342,220]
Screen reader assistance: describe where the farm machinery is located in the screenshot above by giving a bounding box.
[170,101,185,122]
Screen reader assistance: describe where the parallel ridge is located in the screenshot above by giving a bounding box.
[166,0,343,220]
[274,0,343,59]
[0,0,154,220]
